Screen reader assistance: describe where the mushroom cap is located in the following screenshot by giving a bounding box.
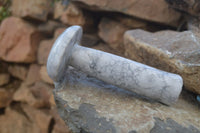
[47,25,83,82]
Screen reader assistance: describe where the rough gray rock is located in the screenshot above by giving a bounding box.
[53,67,200,133]
[124,29,200,94]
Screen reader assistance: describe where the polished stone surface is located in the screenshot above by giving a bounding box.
[70,45,183,105]
[47,26,183,105]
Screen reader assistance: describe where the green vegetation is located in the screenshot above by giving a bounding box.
[0,0,11,23]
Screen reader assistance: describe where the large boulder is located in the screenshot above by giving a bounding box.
[124,29,200,94]
[0,17,43,63]
[72,0,181,26]
[54,67,200,133]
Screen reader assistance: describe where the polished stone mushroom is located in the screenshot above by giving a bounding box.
[47,25,183,105]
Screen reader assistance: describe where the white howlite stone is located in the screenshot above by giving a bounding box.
[47,25,183,105]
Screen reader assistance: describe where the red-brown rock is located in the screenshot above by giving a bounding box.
[11,0,51,22]
[92,43,124,57]
[51,108,71,133]
[54,28,67,38]
[72,0,181,26]
[40,66,54,85]
[49,93,56,106]
[13,84,38,106]
[13,82,53,108]
[98,17,129,52]
[81,34,100,47]
[0,61,9,73]
[0,104,52,133]
[112,14,148,29]
[37,27,67,65]
[0,17,43,63]
[37,39,54,65]
[54,1,67,20]
[38,20,64,36]
[21,104,52,133]
[30,82,53,107]
[0,88,12,108]
[0,107,39,133]
[25,64,41,85]
[4,79,21,92]
[8,64,28,80]
[0,73,10,86]
[60,3,94,28]
[61,3,86,26]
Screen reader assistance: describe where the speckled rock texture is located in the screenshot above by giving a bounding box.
[124,30,200,94]
[54,67,200,133]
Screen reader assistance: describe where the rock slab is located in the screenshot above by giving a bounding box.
[72,0,181,26]
[54,67,200,133]
[124,29,200,94]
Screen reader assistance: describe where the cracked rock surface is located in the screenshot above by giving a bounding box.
[124,29,200,94]
[54,67,200,133]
